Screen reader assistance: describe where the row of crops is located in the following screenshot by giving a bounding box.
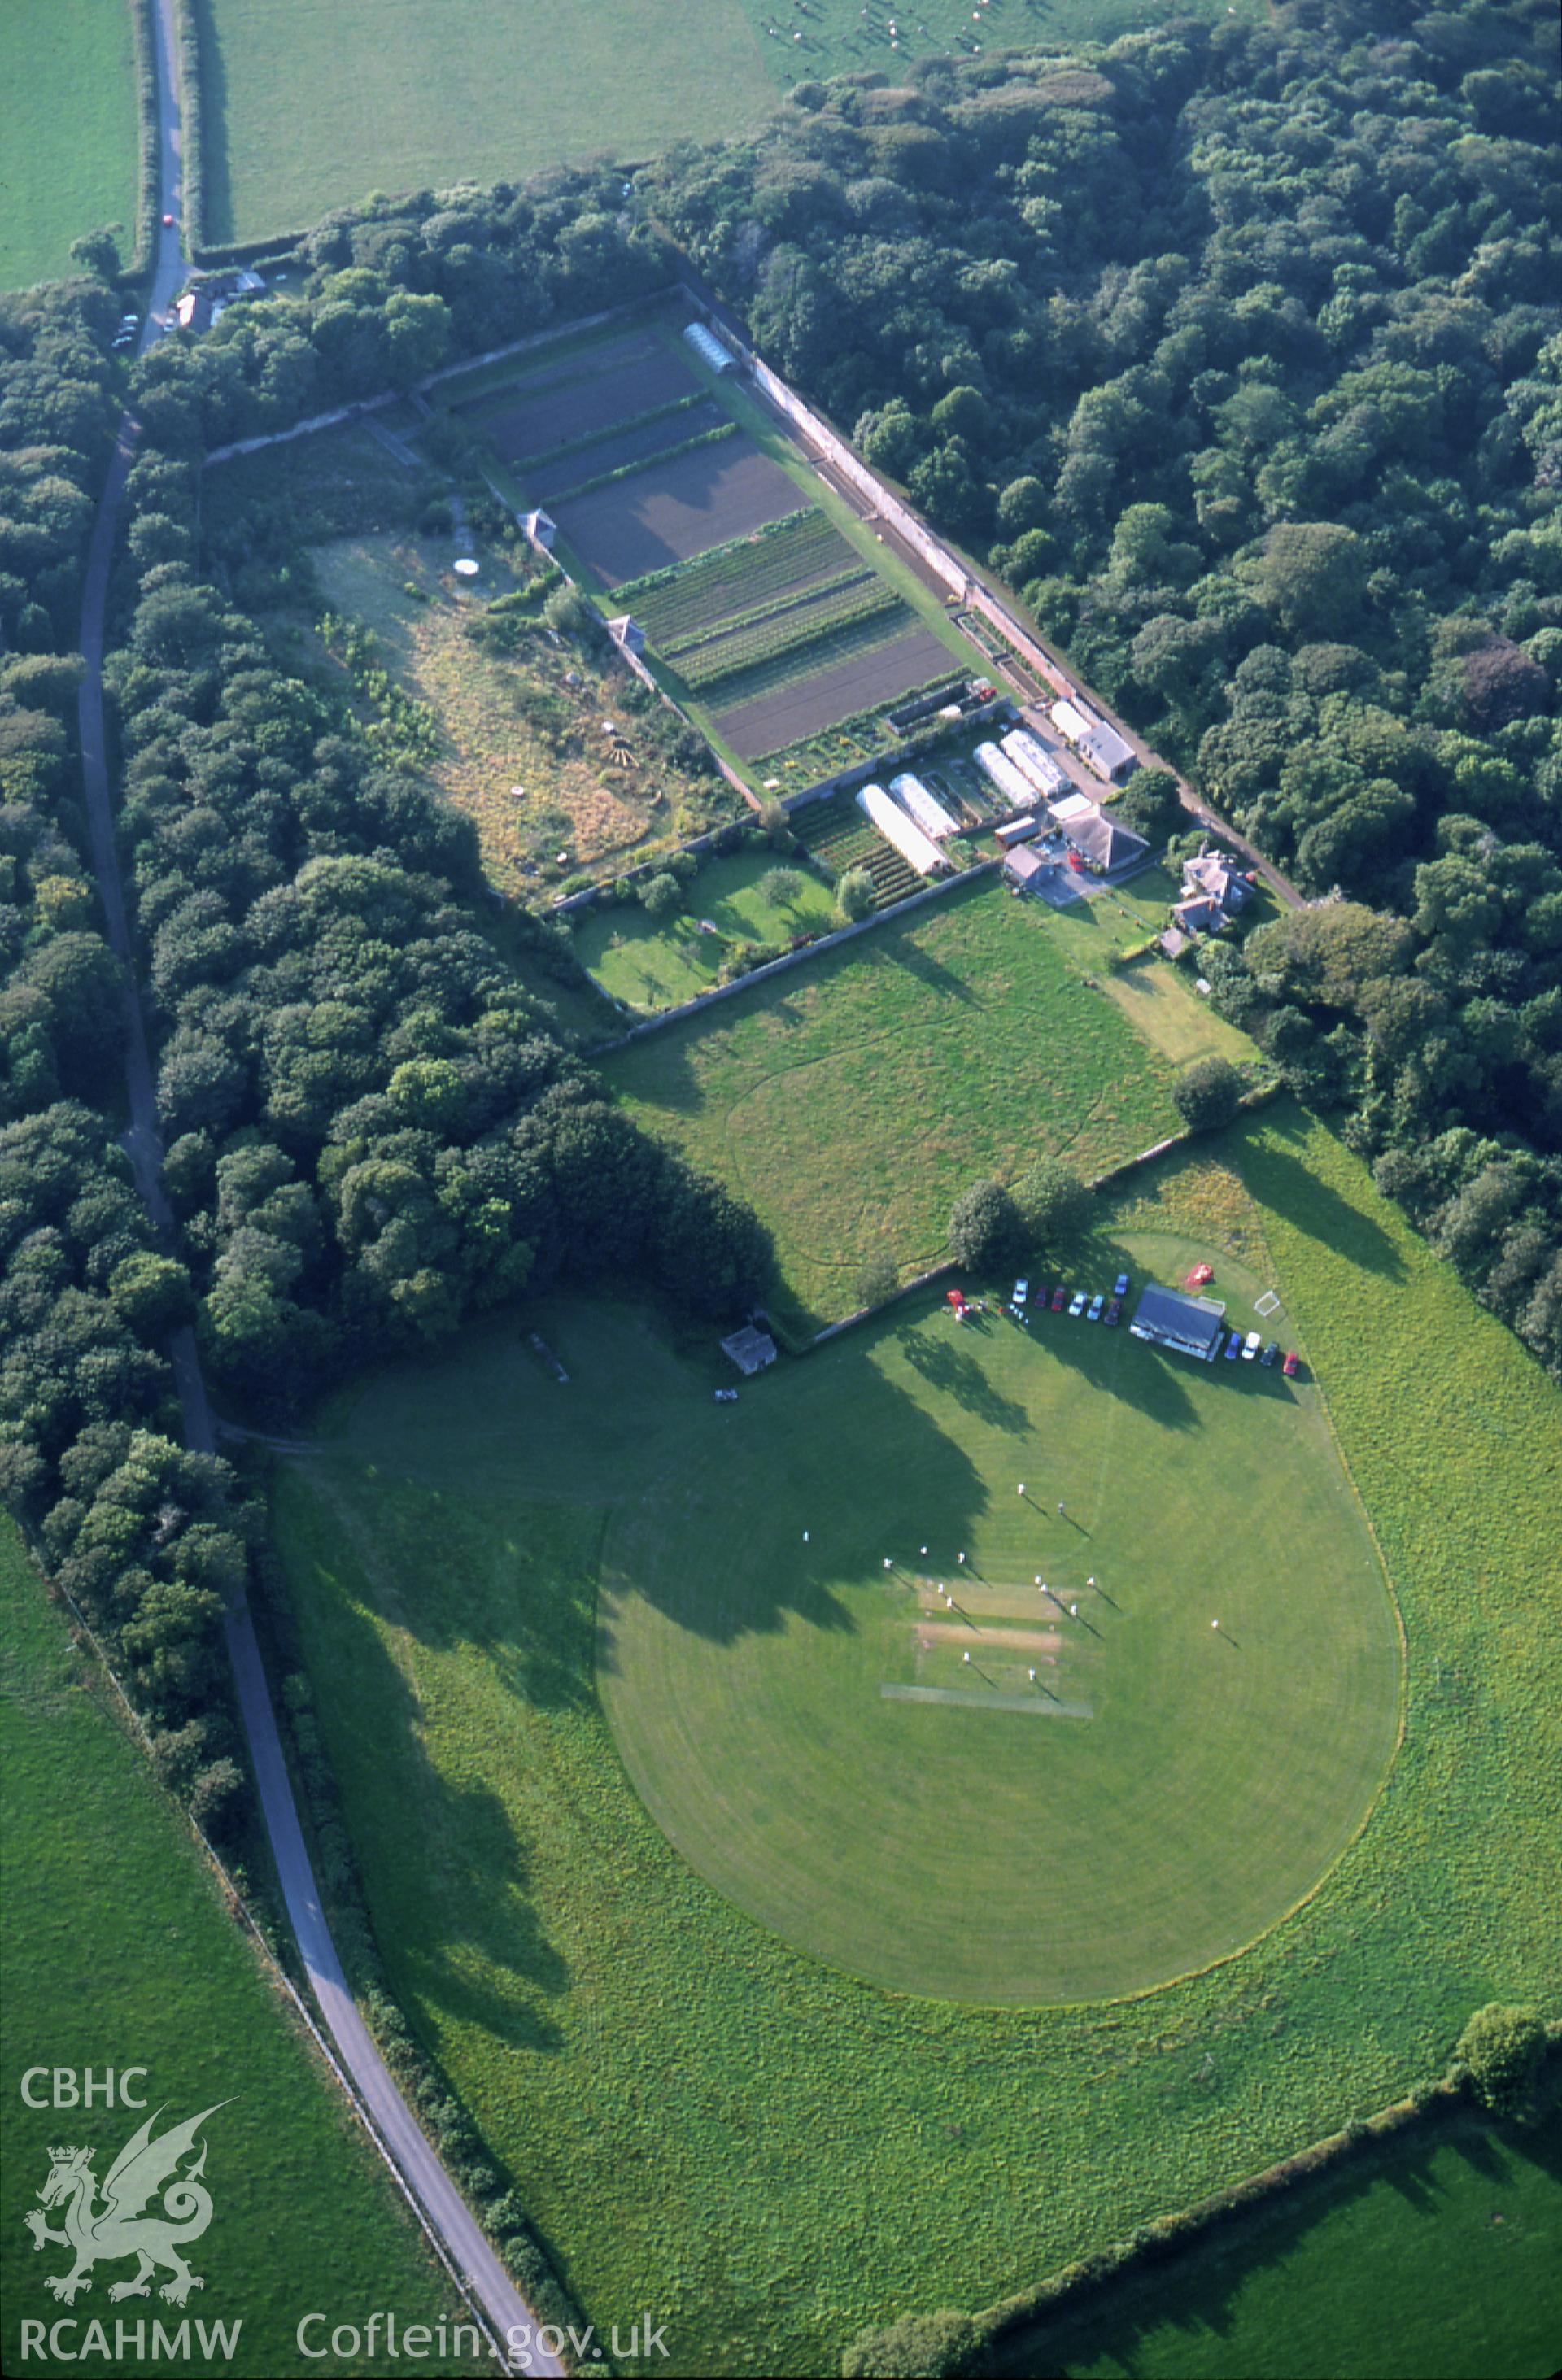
[629,509,852,643]
[671,578,908,697]
[792,791,924,908]
[658,566,875,662]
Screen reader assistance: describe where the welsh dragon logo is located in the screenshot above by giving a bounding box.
[24,2105,226,2307]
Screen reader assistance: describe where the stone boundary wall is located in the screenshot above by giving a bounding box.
[596,861,997,1049]
[783,1082,1282,1354]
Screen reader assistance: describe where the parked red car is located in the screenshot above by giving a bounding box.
[1282,1350,1300,1378]
[1050,1285,1067,1312]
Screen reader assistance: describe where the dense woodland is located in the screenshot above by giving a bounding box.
[643,0,1562,1378]
[1,0,1559,1820]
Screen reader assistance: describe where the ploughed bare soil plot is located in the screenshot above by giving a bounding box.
[715,621,956,759]
[465,333,698,464]
[526,399,726,502]
[556,436,801,584]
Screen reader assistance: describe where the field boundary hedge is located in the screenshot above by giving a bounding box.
[124,0,159,280]
[171,0,205,253]
[851,2033,1562,2377]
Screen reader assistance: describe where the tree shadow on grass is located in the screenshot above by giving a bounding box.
[596,1303,992,1651]
[286,1544,571,2050]
[1068,1322,1203,1433]
[901,1324,1033,1433]
[1245,1120,1405,1280]
[889,932,983,1006]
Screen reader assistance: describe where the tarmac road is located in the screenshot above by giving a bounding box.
[71,5,563,2367]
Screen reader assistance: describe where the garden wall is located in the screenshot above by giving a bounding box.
[597,861,998,1050]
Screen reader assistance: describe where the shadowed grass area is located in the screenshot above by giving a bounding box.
[269,1112,1560,2376]
[0,1522,476,2378]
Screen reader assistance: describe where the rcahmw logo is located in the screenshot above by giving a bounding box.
[17,2075,240,2362]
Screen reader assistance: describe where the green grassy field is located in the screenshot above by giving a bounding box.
[0,0,138,289]
[194,0,779,243]
[193,0,1250,244]
[991,2091,1562,2380]
[574,852,840,1009]
[604,878,1182,1331]
[269,1112,1560,2374]
[0,1521,478,2377]
[1039,870,1257,1066]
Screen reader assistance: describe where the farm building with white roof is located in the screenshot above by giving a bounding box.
[1049,697,1137,783]
[683,320,736,374]
[973,741,1037,810]
[857,783,949,877]
[1001,727,1070,798]
[890,772,961,841]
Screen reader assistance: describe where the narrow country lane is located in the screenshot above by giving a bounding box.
[70,5,562,2367]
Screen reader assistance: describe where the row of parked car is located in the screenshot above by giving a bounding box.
[1224,1331,1299,1375]
[1012,1273,1132,1327]
[1012,1275,1302,1375]
[112,310,139,351]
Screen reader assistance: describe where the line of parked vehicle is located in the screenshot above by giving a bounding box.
[1010,1271,1132,1327]
[1010,1275,1300,1375]
[1223,1329,1298,1374]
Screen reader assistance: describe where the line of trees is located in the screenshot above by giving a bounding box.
[1,277,253,1829]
